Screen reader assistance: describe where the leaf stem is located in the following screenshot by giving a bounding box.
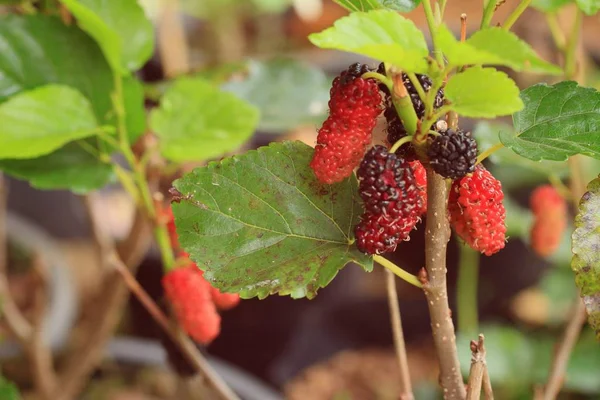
[564,9,583,81]
[391,73,419,136]
[373,255,422,288]
[476,142,504,164]
[457,242,480,335]
[480,0,497,29]
[422,0,444,66]
[390,135,413,154]
[546,14,566,51]
[362,71,392,90]
[502,0,532,31]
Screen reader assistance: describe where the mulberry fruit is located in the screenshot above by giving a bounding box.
[355,212,418,255]
[357,145,423,220]
[310,64,383,184]
[428,128,478,179]
[529,185,567,257]
[210,287,241,310]
[410,160,427,215]
[163,264,221,344]
[448,165,506,256]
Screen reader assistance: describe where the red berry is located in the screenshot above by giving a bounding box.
[163,265,221,344]
[310,65,383,184]
[161,205,179,249]
[210,287,241,310]
[448,165,506,256]
[410,160,427,215]
[354,212,418,255]
[529,185,567,257]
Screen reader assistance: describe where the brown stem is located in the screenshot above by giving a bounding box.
[466,334,487,400]
[385,270,414,400]
[113,256,239,400]
[423,170,466,399]
[482,366,494,400]
[157,0,190,78]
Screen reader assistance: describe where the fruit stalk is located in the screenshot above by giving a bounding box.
[423,169,466,399]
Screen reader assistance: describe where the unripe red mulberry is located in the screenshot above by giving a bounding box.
[354,212,418,255]
[210,287,241,310]
[410,160,427,215]
[310,64,383,184]
[529,185,567,257]
[448,165,506,256]
[163,265,221,344]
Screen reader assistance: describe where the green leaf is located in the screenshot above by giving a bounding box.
[123,76,146,143]
[223,59,330,133]
[532,0,573,12]
[0,142,114,193]
[500,81,600,161]
[572,176,600,339]
[333,0,421,12]
[0,14,113,121]
[0,376,20,400]
[445,67,523,118]
[60,0,154,73]
[0,85,99,159]
[172,141,372,299]
[150,77,259,162]
[437,26,561,74]
[309,10,429,73]
[576,0,600,14]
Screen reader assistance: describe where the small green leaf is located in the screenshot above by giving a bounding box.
[150,77,259,162]
[501,81,600,161]
[576,0,600,14]
[0,14,113,122]
[0,376,20,400]
[333,0,421,12]
[60,0,154,73]
[0,142,114,193]
[223,59,330,133]
[0,85,99,159]
[172,141,372,299]
[445,67,523,118]
[437,25,561,74]
[123,76,146,143]
[309,10,429,73]
[572,176,600,339]
[532,0,573,12]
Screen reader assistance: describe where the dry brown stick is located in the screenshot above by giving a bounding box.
[482,365,494,400]
[423,170,466,399]
[466,334,486,400]
[385,270,414,400]
[113,256,240,400]
[157,0,190,78]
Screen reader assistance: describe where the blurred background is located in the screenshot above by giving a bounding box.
[2,0,600,399]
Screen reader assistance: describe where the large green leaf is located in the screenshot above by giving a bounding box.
[532,0,573,12]
[60,0,154,73]
[0,85,100,159]
[223,59,330,133]
[500,81,600,161]
[150,77,259,162]
[445,67,523,118]
[309,10,429,73]
[0,142,114,193]
[0,376,20,400]
[0,14,113,121]
[333,0,421,12]
[438,26,561,75]
[572,176,600,339]
[172,141,372,299]
[576,0,600,14]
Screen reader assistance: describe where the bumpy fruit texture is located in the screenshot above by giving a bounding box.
[410,160,427,215]
[529,185,567,257]
[310,64,383,184]
[428,128,478,179]
[354,146,423,255]
[448,165,506,256]
[163,265,221,344]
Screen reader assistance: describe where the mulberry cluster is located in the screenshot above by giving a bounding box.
[161,207,240,343]
[529,185,567,257]
[354,146,425,254]
[310,63,383,184]
[448,165,506,256]
[428,128,478,179]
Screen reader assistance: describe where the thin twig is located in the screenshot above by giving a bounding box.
[113,255,240,400]
[502,0,532,31]
[385,270,413,400]
[466,334,487,400]
[423,170,466,399]
[482,365,494,399]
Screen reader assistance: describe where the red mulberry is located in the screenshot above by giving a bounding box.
[529,185,567,257]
